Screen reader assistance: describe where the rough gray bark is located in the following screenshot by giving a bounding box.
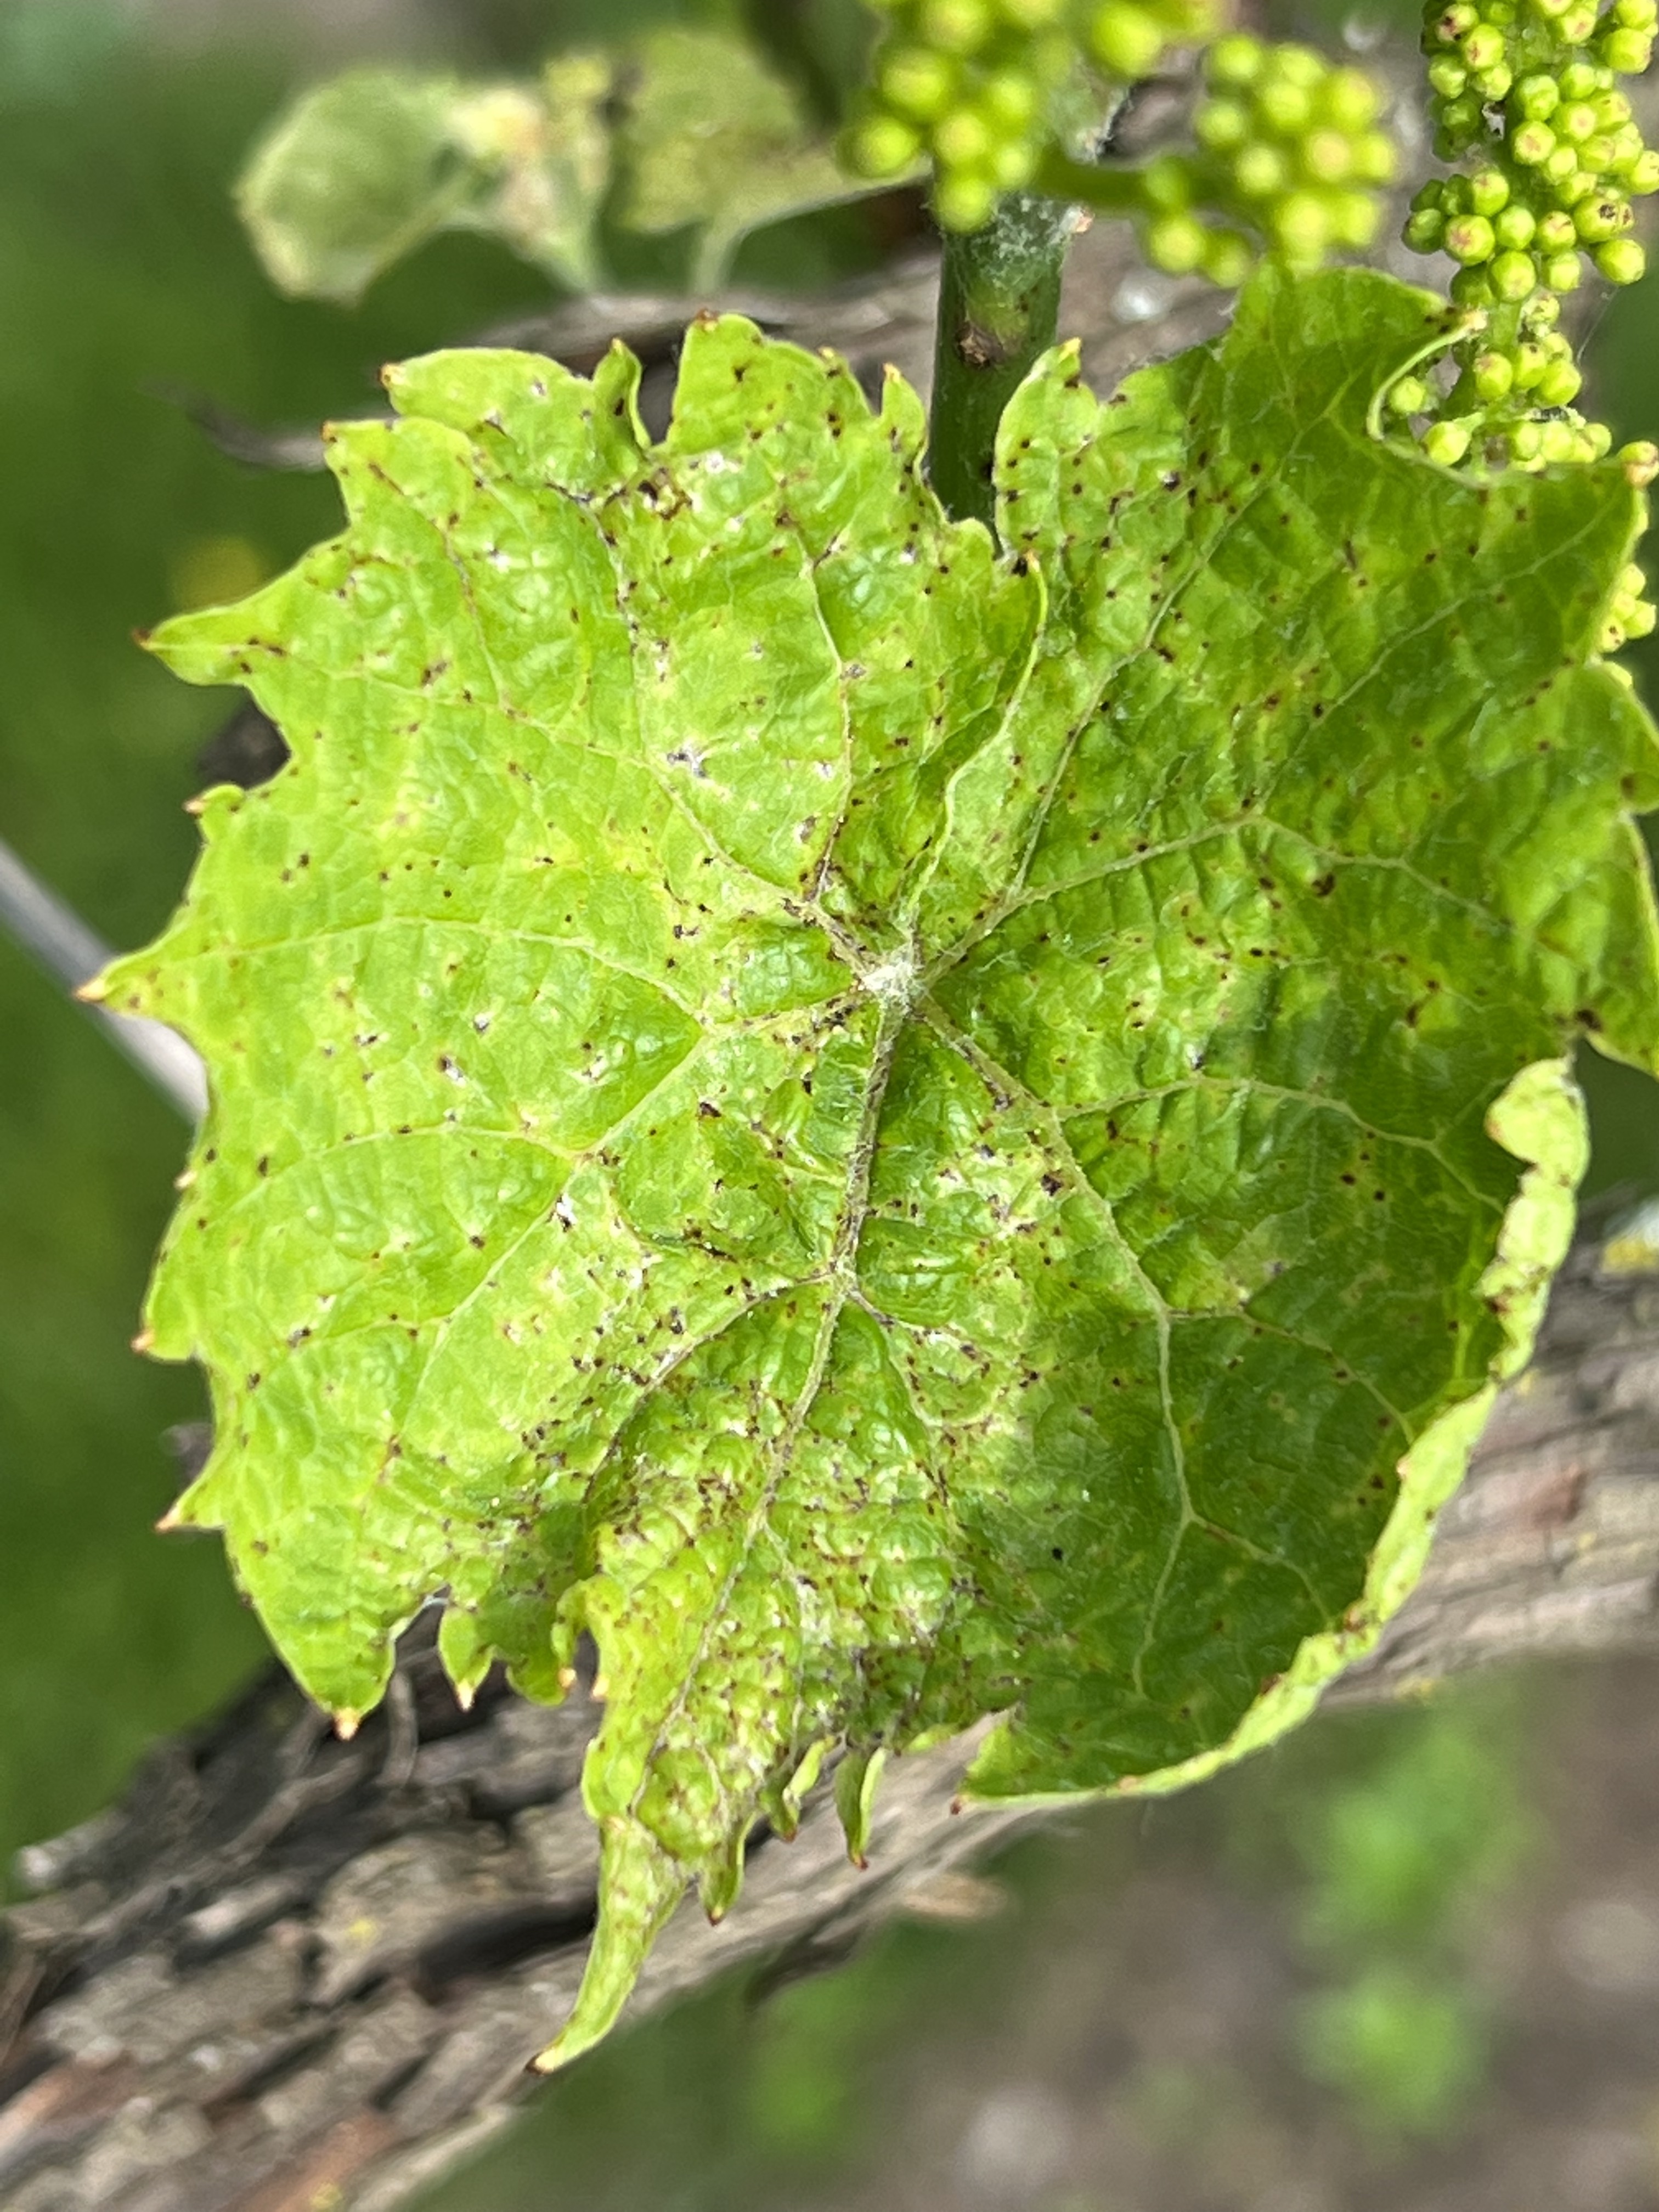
[5,1215,1659,2212]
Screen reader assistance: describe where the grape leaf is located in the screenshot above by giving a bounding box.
[99,266,1659,2066]
[236,69,476,305]
[616,28,894,288]
[236,62,613,303]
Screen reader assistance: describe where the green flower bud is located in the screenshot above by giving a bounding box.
[989,138,1038,188]
[1301,127,1354,180]
[1462,22,1506,65]
[1575,193,1632,241]
[981,71,1039,129]
[1559,101,1600,143]
[1536,208,1578,249]
[1513,341,1548,385]
[1542,248,1585,288]
[1469,166,1510,213]
[1353,131,1398,182]
[1207,31,1266,84]
[1615,0,1658,25]
[1587,421,1615,456]
[1330,190,1380,246]
[1629,149,1659,193]
[1602,27,1654,67]
[1510,420,1544,460]
[1511,121,1556,164]
[1444,211,1497,260]
[1597,234,1648,280]
[880,47,958,120]
[1431,1,1481,38]
[1474,62,1514,96]
[1513,72,1560,119]
[1594,91,1634,126]
[1405,206,1448,249]
[1543,145,1579,185]
[1201,229,1256,286]
[1195,97,1250,151]
[933,108,992,165]
[1450,264,1495,305]
[1143,152,1193,208]
[1090,2,1165,76]
[1558,62,1600,99]
[1441,94,1485,134]
[1389,373,1432,412]
[1272,44,1328,86]
[1618,562,1647,597]
[1582,134,1621,171]
[995,0,1065,23]
[1495,203,1538,247]
[1410,179,1447,211]
[1144,212,1209,272]
[1626,598,1658,639]
[1524,288,1562,328]
[1541,419,1582,463]
[1491,247,1539,296]
[1322,67,1383,129]
[1234,142,1290,196]
[919,0,991,51]
[1256,78,1315,132]
[1271,189,1334,260]
[1620,439,1659,482]
[1472,349,1515,398]
[933,169,998,229]
[844,114,924,176]
[1535,357,1583,403]
[1423,419,1472,465]
[1559,2,1599,40]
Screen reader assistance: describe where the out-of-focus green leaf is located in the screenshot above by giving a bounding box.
[99,266,1659,2069]
[237,61,614,305]
[618,28,882,286]
[236,69,475,304]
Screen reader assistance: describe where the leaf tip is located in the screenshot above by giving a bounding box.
[74,974,108,1006]
[334,1708,362,1742]
[131,1327,155,1355]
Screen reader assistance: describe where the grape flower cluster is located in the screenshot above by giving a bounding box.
[842,0,1220,233]
[1132,35,1397,283]
[1387,0,1659,648]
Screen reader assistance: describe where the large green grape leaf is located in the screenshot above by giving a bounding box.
[98,266,1659,2067]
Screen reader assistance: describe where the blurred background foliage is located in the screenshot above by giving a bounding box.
[1,0,1657,2203]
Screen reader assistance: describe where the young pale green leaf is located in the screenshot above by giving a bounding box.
[236,69,475,304]
[616,28,884,289]
[100,267,1659,2067]
[237,61,612,304]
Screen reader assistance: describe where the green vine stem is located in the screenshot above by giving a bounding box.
[928,188,1075,525]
